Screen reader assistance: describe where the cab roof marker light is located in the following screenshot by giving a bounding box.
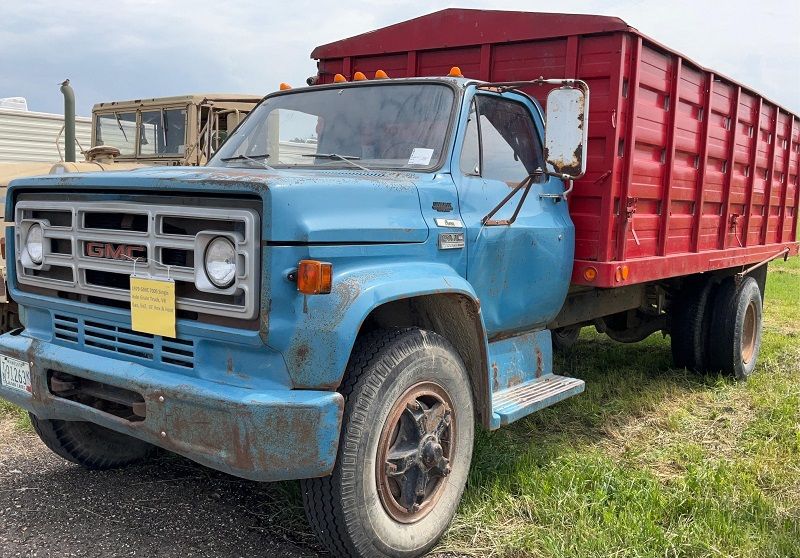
[448,66,464,78]
[279,82,292,90]
[374,70,389,79]
[333,73,347,83]
[353,71,367,81]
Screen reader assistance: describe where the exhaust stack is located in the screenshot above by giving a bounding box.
[60,79,75,162]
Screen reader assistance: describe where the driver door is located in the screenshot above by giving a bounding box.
[454,92,573,337]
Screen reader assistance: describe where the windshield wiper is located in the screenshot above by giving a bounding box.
[220,153,274,169]
[113,112,128,142]
[302,153,370,171]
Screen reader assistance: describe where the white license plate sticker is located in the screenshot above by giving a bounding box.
[0,355,31,393]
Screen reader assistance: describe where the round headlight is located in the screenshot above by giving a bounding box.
[25,224,44,265]
[204,236,236,288]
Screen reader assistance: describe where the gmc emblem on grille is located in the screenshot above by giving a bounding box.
[85,242,147,261]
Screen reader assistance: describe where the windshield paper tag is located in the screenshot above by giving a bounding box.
[408,148,434,166]
[130,276,176,338]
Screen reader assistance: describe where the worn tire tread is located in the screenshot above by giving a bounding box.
[671,279,715,372]
[302,328,407,558]
[30,414,153,470]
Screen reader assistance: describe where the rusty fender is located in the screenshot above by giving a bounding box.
[269,261,486,390]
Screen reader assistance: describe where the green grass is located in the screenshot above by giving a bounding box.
[438,256,800,558]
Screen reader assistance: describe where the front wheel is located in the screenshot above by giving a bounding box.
[302,328,475,558]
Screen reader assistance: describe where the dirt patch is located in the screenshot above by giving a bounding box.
[0,424,321,558]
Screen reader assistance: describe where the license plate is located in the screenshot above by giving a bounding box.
[0,355,31,393]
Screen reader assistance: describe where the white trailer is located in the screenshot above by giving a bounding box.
[0,99,91,163]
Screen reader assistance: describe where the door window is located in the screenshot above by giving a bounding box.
[459,95,544,185]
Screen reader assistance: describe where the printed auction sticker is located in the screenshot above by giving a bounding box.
[130,276,176,338]
[407,147,434,166]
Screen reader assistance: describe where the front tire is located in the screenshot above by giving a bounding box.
[30,415,154,469]
[302,328,474,558]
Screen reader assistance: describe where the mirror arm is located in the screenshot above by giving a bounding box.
[481,174,536,226]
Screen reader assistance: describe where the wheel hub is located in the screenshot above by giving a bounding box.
[376,382,455,523]
[741,300,757,364]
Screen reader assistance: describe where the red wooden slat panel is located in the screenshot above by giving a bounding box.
[777,115,795,242]
[658,57,681,255]
[692,73,714,252]
[718,87,743,249]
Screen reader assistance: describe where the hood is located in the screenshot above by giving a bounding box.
[7,166,430,244]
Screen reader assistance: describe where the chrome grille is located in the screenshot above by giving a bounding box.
[15,199,259,320]
[53,313,195,369]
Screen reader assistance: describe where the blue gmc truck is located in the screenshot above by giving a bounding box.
[0,74,589,557]
[1,56,795,556]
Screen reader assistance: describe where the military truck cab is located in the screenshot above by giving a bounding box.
[53,94,263,172]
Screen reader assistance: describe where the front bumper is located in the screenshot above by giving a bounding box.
[0,333,344,482]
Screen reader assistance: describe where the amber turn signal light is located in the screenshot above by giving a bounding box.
[297,260,333,295]
[583,266,597,282]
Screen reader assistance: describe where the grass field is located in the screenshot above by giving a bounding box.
[1,259,798,557]
[440,257,799,557]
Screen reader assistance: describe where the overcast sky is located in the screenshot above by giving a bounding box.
[2,0,798,116]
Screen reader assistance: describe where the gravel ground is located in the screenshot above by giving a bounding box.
[0,426,326,557]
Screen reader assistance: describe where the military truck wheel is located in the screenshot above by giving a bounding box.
[707,276,763,381]
[552,326,581,352]
[302,328,474,558]
[30,414,154,469]
[670,278,716,371]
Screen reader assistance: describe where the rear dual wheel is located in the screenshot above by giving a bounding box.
[302,328,474,558]
[671,275,763,380]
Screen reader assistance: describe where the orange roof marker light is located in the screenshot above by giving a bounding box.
[448,66,464,78]
[353,71,367,81]
[374,69,389,79]
[279,82,292,91]
[333,73,347,83]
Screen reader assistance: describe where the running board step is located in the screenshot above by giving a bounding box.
[491,375,585,428]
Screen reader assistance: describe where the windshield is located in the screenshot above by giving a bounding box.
[210,83,455,170]
[140,108,187,156]
[95,112,137,156]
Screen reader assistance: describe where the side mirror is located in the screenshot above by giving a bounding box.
[544,85,589,179]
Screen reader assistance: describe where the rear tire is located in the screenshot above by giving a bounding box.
[670,279,716,371]
[707,277,763,380]
[30,414,154,470]
[301,328,474,558]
